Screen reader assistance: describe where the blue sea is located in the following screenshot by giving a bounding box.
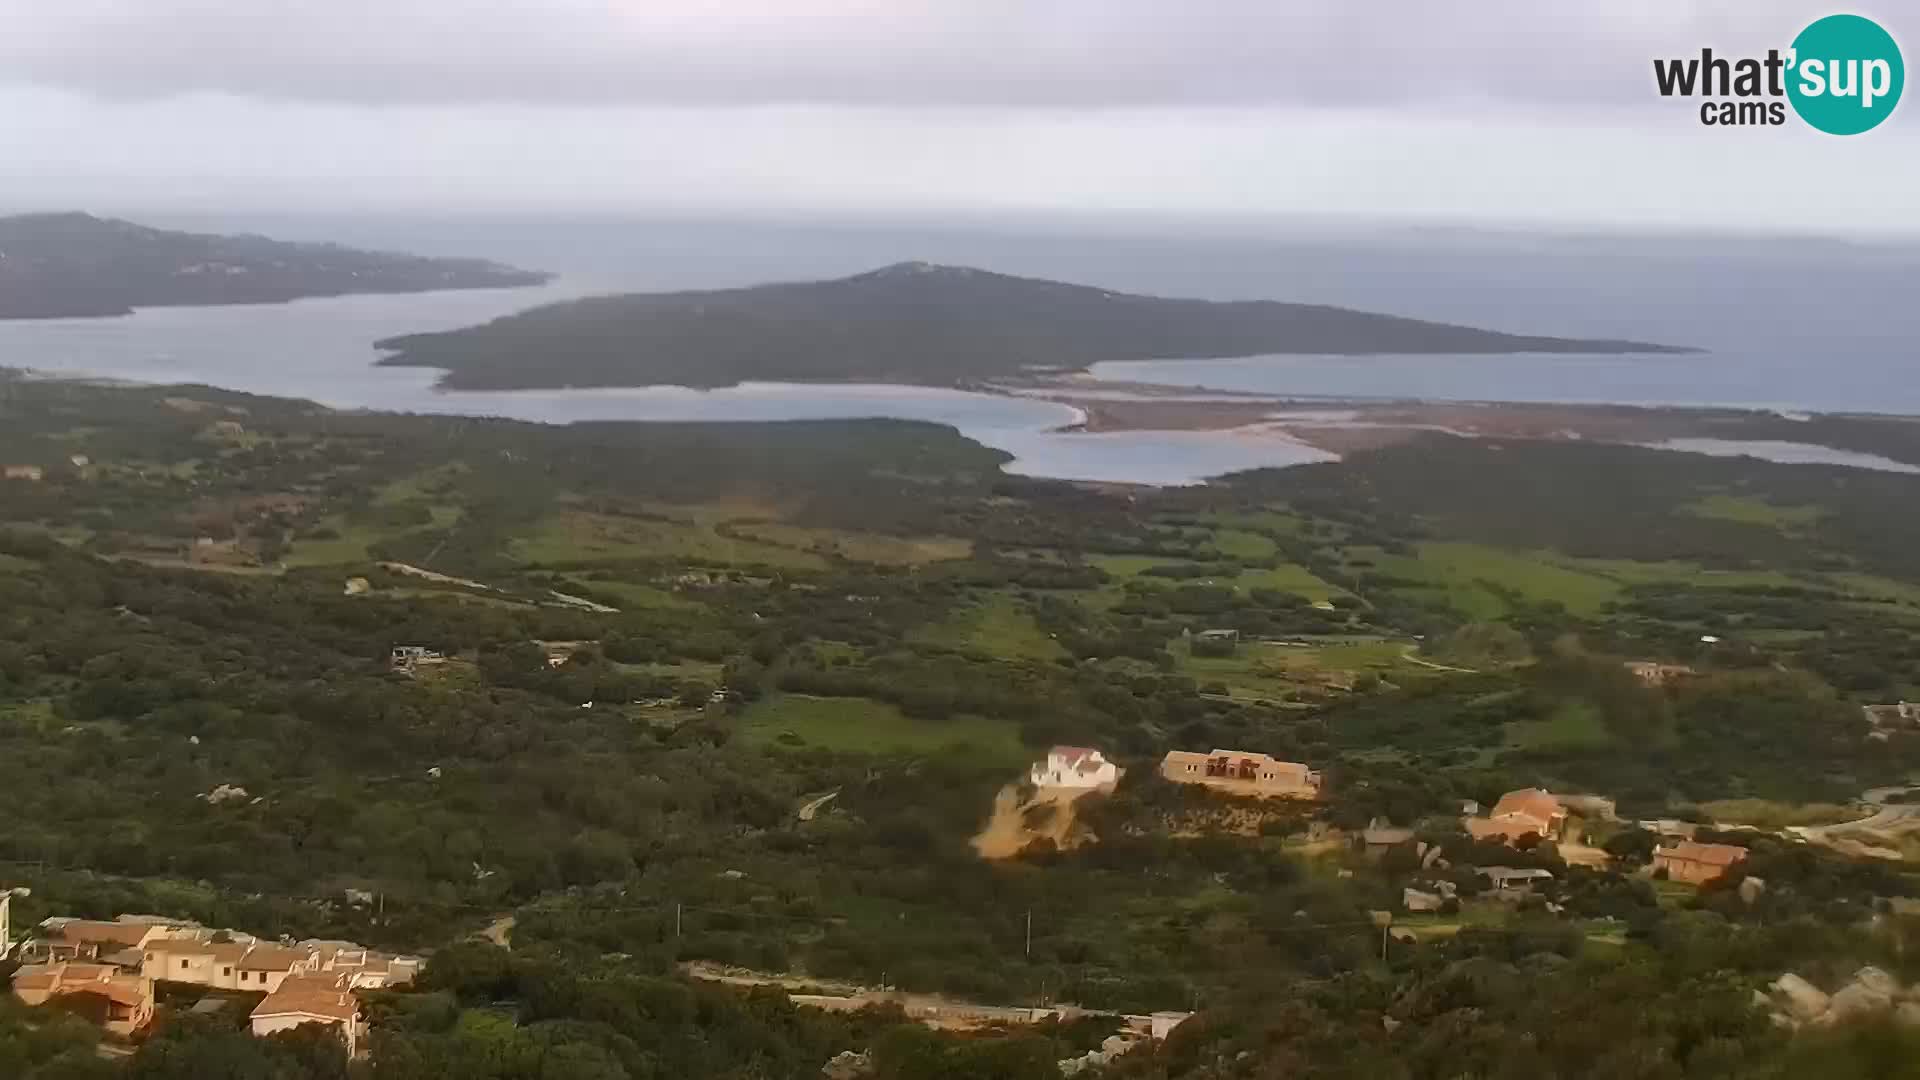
[2,216,1916,483]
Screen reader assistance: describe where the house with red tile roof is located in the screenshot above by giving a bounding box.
[1465,788,1568,845]
[29,919,170,965]
[251,974,365,1058]
[18,912,418,1051]
[11,962,154,1037]
[1653,840,1749,885]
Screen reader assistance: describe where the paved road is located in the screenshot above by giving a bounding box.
[1790,786,1920,860]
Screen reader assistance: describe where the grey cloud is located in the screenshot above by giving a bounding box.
[0,0,1832,108]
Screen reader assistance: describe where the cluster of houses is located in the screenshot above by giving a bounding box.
[3,910,420,1055]
[1459,787,1750,882]
[1016,748,1760,906]
[1378,789,1755,913]
[1021,746,1325,801]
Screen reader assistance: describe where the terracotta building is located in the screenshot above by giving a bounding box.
[1160,749,1321,799]
[1465,788,1568,845]
[251,974,364,1058]
[11,962,155,1037]
[1653,840,1749,885]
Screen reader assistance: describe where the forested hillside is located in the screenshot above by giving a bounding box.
[7,372,1920,1077]
[0,213,547,319]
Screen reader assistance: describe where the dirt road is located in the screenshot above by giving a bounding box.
[1792,786,1920,861]
[796,790,840,821]
[971,783,1107,859]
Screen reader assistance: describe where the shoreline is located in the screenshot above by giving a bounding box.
[13,361,1920,485]
[987,374,1920,458]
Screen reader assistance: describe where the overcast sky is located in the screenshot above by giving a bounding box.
[0,1,1913,234]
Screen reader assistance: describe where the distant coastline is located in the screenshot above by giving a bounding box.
[0,211,550,321]
[0,277,551,322]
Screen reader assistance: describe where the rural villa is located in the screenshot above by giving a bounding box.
[1864,701,1920,734]
[1031,746,1121,790]
[1653,840,1749,885]
[1625,661,1696,687]
[8,914,419,1054]
[1159,749,1321,799]
[1466,788,1569,844]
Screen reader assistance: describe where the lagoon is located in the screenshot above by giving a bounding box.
[0,283,1337,485]
[4,216,1918,486]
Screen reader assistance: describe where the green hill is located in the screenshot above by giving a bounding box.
[375,261,1692,390]
[0,212,548,318]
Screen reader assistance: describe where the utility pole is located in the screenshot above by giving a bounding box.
[675,903,682,939]
[1025,909,1032,960]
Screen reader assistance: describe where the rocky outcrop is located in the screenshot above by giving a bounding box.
[1059,1033,1144,1076]
[821,1049,871,1078]
[1766,967,1920,1029]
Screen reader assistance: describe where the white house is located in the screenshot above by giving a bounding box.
[1029,746,1120,790]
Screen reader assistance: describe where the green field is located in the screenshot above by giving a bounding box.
[0,552,37,573]
[1208,528,1278,560]
[1682,494,1824,529]
[561,578,698,610]
[1827,572,1920,607]
[0,698,56,733]
[1557,557,1801,591]
[616,658,726,681]
[508,510,826,570]
[1177,638,1416,700]
[738,693,1028,765]
[1209,510,1318,538]
[1089,552,1338,603]
[1235,564,1343,602]
[912,594,1065,661]
[1697,798,1858,828]
[283,515,383,567]
[374,463,468,505]
[1087,554,1173,578]
[729,522,971,565]
[1504,700,1613,752]
[1358,543,1623,618]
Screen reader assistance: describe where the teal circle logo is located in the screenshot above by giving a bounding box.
[1787,14,1904,134]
